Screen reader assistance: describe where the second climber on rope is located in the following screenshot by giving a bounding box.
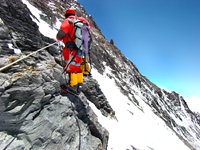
[56,8,91,95]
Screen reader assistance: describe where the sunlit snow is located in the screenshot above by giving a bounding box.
[21,1,198,149]
[90,68,190,150]
[185,96,200,113]
[22,0,59,40]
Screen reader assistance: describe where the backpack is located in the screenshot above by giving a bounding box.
[67,18,91,54]
[64,17,92,75]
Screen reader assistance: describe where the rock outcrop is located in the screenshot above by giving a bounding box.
[0,0,115,149]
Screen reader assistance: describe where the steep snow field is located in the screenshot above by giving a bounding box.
[185,96,200,113]
[91,68,190,150]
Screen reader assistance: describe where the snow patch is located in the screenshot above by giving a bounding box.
[185,96,200,113]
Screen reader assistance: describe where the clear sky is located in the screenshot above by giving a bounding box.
[78,0,200,98]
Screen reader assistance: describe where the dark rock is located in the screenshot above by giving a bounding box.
[83,76,115,118]
[0,0,200,150]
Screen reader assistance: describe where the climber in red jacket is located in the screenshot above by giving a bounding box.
[56,8,90,94]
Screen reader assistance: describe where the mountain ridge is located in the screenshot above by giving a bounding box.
[0,0,200,149]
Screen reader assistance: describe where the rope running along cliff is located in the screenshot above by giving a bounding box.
[0,41,83,149]
[0,42,57,72]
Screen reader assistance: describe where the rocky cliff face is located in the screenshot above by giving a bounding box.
[0,0,200,150]
[0,0,115,149]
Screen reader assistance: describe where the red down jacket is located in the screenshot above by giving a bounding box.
[56,15,90,73]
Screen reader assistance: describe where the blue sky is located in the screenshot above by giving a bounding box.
[78,0,200,98]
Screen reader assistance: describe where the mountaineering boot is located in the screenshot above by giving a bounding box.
[67,84,78,94]
[60,85,80,96]
[60,84,78,95]
[77,83,83,94]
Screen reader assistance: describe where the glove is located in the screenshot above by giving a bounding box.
[14,48,22,55]
[57,40,64,49]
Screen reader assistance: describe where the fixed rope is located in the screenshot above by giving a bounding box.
[69,101,81,150]
[1,41,83,149]
[0,42,57,72]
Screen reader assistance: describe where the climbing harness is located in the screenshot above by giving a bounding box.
[62,50,77,74]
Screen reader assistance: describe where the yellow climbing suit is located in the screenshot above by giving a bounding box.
[69,57,90,87]
[69,73,83,87]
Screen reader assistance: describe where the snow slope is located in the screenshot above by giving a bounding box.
[185,96,200,113]
[91,68,190,150]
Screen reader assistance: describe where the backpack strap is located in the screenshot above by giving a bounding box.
[88,51,92,74]
[66,18,84,50]
[88,31,92,73]
[65,19,76,49]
